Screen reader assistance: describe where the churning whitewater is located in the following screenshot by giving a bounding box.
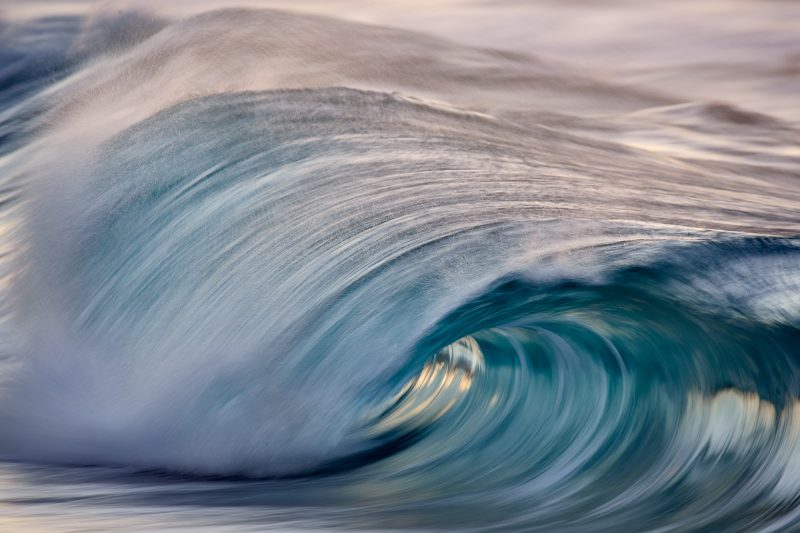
[0,3,799,531]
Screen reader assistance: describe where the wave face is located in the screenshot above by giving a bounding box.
[1,4,800,531]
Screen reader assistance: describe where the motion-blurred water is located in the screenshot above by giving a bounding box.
[0,1,799,531]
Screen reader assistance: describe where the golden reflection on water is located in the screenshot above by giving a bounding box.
[367,336,482,435]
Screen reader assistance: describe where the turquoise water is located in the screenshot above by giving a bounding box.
[0,3,799,531]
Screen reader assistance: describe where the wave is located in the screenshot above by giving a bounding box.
[1,6,800,531]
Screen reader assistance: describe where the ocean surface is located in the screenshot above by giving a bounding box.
[0,1,799,531]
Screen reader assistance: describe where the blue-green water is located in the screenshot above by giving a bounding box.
[0,3,799,531]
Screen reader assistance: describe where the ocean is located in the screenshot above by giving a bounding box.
[0,1,799,531]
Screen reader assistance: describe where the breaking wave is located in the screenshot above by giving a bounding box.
[0,6,799,531]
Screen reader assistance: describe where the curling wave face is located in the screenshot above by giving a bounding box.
[0,4,800,531]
